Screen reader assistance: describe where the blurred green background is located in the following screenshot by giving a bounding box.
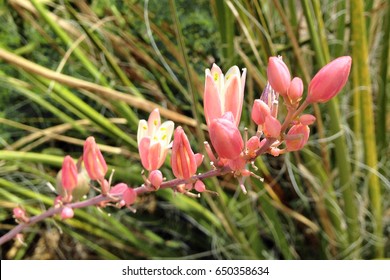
[0,0,389,259]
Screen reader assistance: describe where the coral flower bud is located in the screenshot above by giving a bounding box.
[263,116,282,138]
[171,127,198,179]
[61,156,78,192]
[246,136,261,157]
[251,99,271,126]
[194,180,206,193]
[285,124,310,151]
[307,56,352,103]
[13,207,26,220]
[61,207,74,220]
[209,112,244,160]
[148,170,163,189]
[83,137,107,181]
[299,114,316,125]
[267,56,291,95]
[287,77,303,103]
[110,183,137,207]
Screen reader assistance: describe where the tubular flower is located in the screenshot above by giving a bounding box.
[204,64,247,127]
[259,82,279,117]
[209,112,244,160]
[263,115,282,138]
[83,137,107,181]
[267,56,291,95]
[137,109,174,171]
[285,124,310,151]
[171,126,202,180]
[110,183,137,208]
[307,56,352,103]
[60,155,78,192]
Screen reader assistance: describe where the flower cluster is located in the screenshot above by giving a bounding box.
[9,55,352,235]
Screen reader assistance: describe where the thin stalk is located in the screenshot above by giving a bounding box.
[350,0,383,258]
[302,0,360,258]
[376,2,390,152]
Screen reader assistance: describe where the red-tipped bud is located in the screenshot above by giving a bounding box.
[194,180,206,193]
[287,77,303,103]
[209,112,244,160]
[299,114,316,125]
[251,99,271,126]
[307,56,352,103]
[83,137,107,181]
[61,207,74,220]
[61,156,78,192]
[148,170,163,189]
[267,56,291,95]
[285,124,310,151]
[263,116,282,138]
[171,127,198,179]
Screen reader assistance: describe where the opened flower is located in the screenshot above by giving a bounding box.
[137,109,174,171]
[203,64,247,127]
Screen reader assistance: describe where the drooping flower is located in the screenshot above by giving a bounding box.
[299,114,316,125]
[137,109,174,171]
[306,56,352,103]
[203,64,247,127]
[208,112,244,160]
[171,126,202,180]
[267,56,291,95]
[83,137,107,181]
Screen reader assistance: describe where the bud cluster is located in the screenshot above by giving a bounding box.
[11,56,351,226]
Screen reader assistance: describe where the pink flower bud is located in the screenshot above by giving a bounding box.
[307,56,352,103]
[148,170,163,189]
[61,207,74,220]
[263,116,282,138]
[83,137,107,181]
[287,77,303,103]
[299,114,316,125]
[171,127,198,179]
[122,188,137,207]
[246,136,260,157]
[285,124,310,151]
[13,207,26,220]
[251,99,271,126]
[110,183,137,207]
[204,64,246,127]
[194,180,206,193]
[61,156,78,192]
[267,56,291,95]
[209,112,244,160]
